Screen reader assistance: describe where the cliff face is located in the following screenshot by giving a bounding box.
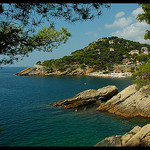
[96,84,150,118]
[95,124,150,147]
[16,65,46,76]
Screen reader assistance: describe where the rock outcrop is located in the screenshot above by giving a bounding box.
[16,66,46,76]
[95,124,150,147]
[53,85,118,109]
[96,84,150,117]
[16,65,132,78]
[16,65,90,76]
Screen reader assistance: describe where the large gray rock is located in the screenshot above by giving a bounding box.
[97,84,150,117]
[53,85,118,109]
[95,124,150,147]
[95,135,122,147]
[125,124,150,147]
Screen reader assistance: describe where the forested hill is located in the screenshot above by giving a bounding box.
[37,36,150,73]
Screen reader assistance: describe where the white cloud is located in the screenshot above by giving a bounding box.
[105,7,150,44]
[132,7,144,17]
[105,17,133,28]
[115,11,125,18]
[112,21,150,44]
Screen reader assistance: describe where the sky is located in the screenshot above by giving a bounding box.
[5,3,150,67]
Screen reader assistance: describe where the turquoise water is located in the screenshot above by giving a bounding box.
[0,67,149,147]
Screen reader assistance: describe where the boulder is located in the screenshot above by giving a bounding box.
[125,124,150,147]
[95,135,122,147]
[96,84,150,117]
[121,126,141,146]
[53,85,118,109]
[97,85,119,101]
[95,124,150,147]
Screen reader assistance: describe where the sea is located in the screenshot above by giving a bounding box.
[0,67,150,147]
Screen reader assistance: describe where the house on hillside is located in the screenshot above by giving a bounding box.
[141,47,148,51]
[110,48,114,51]
[123,54,127,58]
[136,60,140,66]
[122,58,129,65]
[109,40,114,44]
[129,50,139,55]
[141,47,149,55]
[96,49,101,54]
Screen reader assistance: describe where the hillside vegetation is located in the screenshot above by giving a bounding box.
[38,36,150,74]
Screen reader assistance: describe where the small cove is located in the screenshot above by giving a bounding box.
[0,67,149,146]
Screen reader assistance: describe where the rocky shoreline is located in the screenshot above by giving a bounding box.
[16,65,132,78]
[53,84,150,147]
[53,85,119,109]
[53,84,150,118]
[96,84,150,118]
[95,124,150,147]
[16,66,150,147]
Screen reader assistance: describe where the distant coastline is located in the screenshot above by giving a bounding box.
[16,65,132,78]
[16,36,149,78]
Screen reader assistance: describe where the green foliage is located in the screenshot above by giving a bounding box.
[132,78,149,90]
[80,64,86,69]
[103,71,109,74]
[36,61,41,65]
[137,55,149,63]
[58,66,66,72]
[136,4,150,24]
[34,26,71,52]
[144,30,150,40]
[130,67,135,73]
[0,3,110,66]
[132,60,150,89]
[1,3,110,27]
[0,22,71,65]
[41,36,150,74]
[136,4,150,40]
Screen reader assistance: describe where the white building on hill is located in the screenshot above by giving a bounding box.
[141,47,149,55]
[129,50,139,55]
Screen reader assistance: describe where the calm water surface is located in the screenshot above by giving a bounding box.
[0,67,149,146]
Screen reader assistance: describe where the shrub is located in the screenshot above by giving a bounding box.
[132,60,150,89]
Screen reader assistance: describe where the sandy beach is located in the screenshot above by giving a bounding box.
[86,72,132,78]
